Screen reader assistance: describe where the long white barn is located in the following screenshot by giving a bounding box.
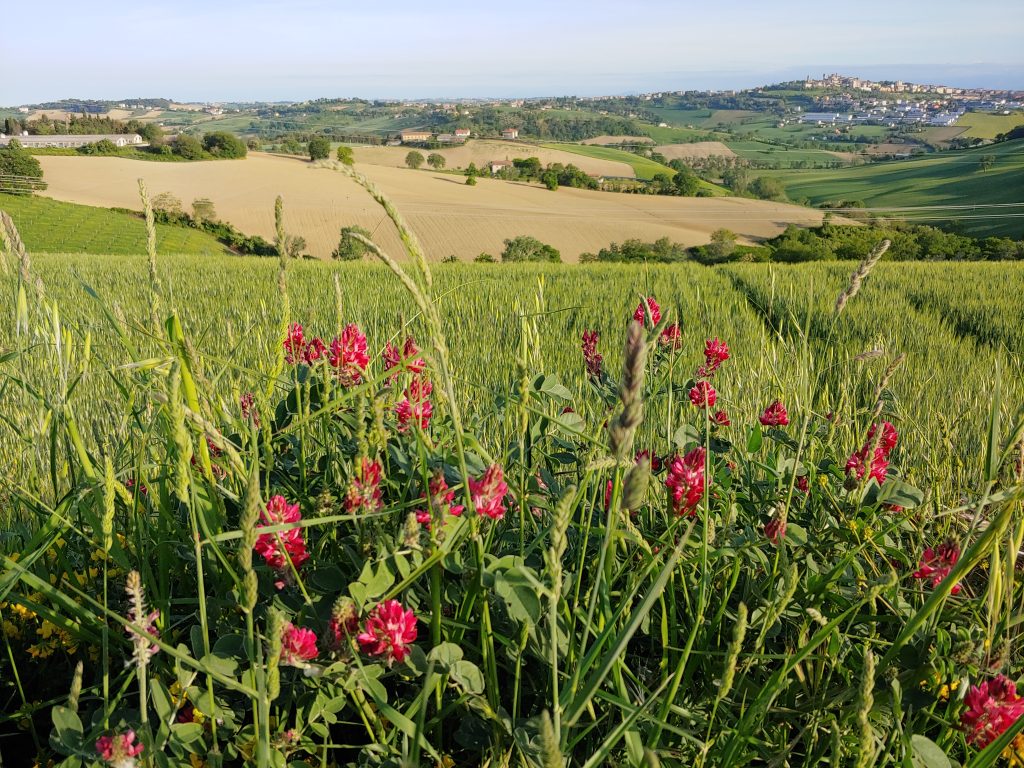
[0,133,144,148]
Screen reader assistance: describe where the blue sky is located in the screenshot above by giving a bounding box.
[2,0,1022,103]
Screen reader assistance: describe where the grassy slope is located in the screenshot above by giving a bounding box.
[0,194,229,255]
[766,140,1024,236]
[959,111,1024,139]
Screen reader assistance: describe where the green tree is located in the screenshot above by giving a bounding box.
[750,176,786,201]
[541,170,559,191]
[308,136,331,161]
[705,229,738,262]
[333,225,373,260]
[672,169,701,196]
[501,235,561,263]
[77,139,118,155]
[474,252,495,262]
[0,140,46,195]
[978,154,996,172]
[427,153,446,169]
[405,151,425,169]
[465,174,477,186]
[173,134,206,160]
[336,146,354,166]
[202,131,247,158]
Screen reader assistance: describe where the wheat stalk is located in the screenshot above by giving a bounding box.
[835,239,890,315]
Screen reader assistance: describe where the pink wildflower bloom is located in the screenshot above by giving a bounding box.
[283,323,306,364]
[913,541,962,595]
[254,495,309,573]
[712,410,731,427]
[125,608,161,659]
[469,464,509,520]
[689,381,717,408]
[125,478,148,497]
[796,475,810,493]
[635,449,662,472]
[703,338,730,374]
[604,479,614,511]
[665,447,706,517]
[280,623,319,666]
[634,296,662,327]
[395,377,433,431]
[329,323,369,384]
[384,336,426,374]
[240,392,260,427]
[759,400,790,427]
[357,600,418,664]
[582,330,603,379]
[764,516,786,545]
[303,336,327,364]
[346,457,383,514]
[659,323,683,350]
[868,421,899,453]
[415,473,465,527]
[845,446,890,484]
[328,615,359,648]
[961,675,1024,747]
[96,730,144,766]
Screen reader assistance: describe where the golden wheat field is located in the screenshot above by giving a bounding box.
[654,142,737,160]
[35,153,833,260]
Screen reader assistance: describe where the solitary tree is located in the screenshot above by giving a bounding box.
[308,136,331,161]
[979,154,996,172]
[501,235,561,263]
[192,198,217,224]
[202,131,247,158]
[705,228,738,262]
[336,146,354,166]
[333,225,373,260]
[672,169,701,196]
[151,192,183,216]
[427,153,446,169]
[405,151,425,169]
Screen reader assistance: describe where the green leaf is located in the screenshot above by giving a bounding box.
[494,567,543,626]
[673,423,701,450]
[534,374,573,402]
[450,660,485,695]
[171,722,205,746]
[51,705,83,743]
[910,735,951,768]
[746,425,763,453]
[878,479,925,509]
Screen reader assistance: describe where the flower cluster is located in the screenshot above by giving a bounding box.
[383,336,425,381]
[239,392,260,427]
[346,457,383,514]
[395,377,433,432]
[701,337,730,377]
[659,323,683,350]
[689,380,717,409]
[845,421,898,485]
[633,296,661,327]
[581,330,602,379]
[688,338,730,422]
[254,496,309,588]
[283,323,327,365]
[357,600,418,664]
[665,447,707,517]
[329,323,369,385]
[96,730,144,767]
[764,516,786,545]
[759,400,790,427]
[961,675,1024,748]
[280,622,319,667]
[913,540,962,595]
[415,473,465,526]
[469,464,509,520]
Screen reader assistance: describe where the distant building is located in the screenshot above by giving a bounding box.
[454,128,471,138]
[501,128,519,140]
[489,159,514,174]
[400,129,433,143]
[436,134,463,144]
[0,133,144,148]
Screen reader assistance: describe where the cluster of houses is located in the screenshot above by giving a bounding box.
[397,127,519,144]
[797,108,966,127]
[0,131,145,148]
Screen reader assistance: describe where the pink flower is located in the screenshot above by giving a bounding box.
[395,377,433,431]
[796,475,810,493]
[383,336,426,381]
[868,421,899,453]
[346,457,383,514]
[469,464,509,520]
[604,479,614,511]
[125,478,148,497]
[704,338,730,371]
[125,608,160,659]
[634,296,661,327]
[712,410,730,427]
[415,473,465,527]
[357,600,418,664]
[764,516,786,545]
[659,323,683,350]
[689,381,717,408]
[582,330,603,379]
[329,323,369,384]
[96,730,144,766]
[759,400,790,427]
[845,446,889,485]
[961,675,1024,747]
[303,336,327,364]
[280,623,318,666]
[283,323,306,364]
[665,447,706,517]
[913,541,962,595]
[240,392,260,427]
[635,449,662,473]
[254,495,309,575]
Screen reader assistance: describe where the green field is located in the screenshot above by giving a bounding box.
[959,110,1024,139]
[539,141,678,179]
[0,194,229,255]
[765,139,1024,236]
[725,139,853,167]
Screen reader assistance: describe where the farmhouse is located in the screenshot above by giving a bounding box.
[0,133,144,148]
[454,128,471,139]
[400,129,433,143]
[489,159,514,174]
[501,128,519,140]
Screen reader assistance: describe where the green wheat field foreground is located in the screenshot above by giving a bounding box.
[2,241,1024,766]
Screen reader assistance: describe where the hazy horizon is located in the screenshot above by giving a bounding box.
[2,0,1022,105]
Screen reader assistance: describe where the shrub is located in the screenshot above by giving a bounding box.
[202,131,247,158]
[405,151,424,169]
[336,145,354,166]
[308,136,331,161]
[172,133,206,160]
[332,225,373,260]
[0,139,46,194]
[501,235,561,262]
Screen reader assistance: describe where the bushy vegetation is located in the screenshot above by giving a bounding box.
[501,235,561,262]
[0,139,47,194]
[2,178,1024,768]
[332,225,373,260]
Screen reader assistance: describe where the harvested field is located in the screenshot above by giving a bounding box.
[580,135,654,145]
[36,153,835,261]
[654,142,737,160]
[351,140,635,178]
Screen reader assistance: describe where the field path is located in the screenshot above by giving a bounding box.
[36,153,832,260]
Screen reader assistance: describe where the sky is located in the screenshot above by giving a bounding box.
[3,0,1023,104]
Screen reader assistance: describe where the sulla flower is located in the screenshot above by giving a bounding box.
[796,475,810,493]
[395,377,433,431]
[634,296,661,327]
[469,464,509,520]
[96,730,144,768]
[280,623,318,667]
[357,600,418,664]
[659,323,683,350]
[414,473,465,527]
[303,336,327,364]
[581,330,603,379]
[254,496,310,587]
[703,337,730,372]
[961,675,1024,748]
[868,421,899,453]
[665,447,706,517]
[913,541,962,595]
[759,400,790,427]
[383,336,426,381]
[764,516,786,545]
[635,449,662,473]
[329,323,369,385]
[346,457,383,514]
[283,322,306,364]
[712,410,731,427]
[240,392,260,427]
[689,381,717,408]
[845,446,889,485]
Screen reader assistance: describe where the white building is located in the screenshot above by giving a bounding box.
[0,133,144,148]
